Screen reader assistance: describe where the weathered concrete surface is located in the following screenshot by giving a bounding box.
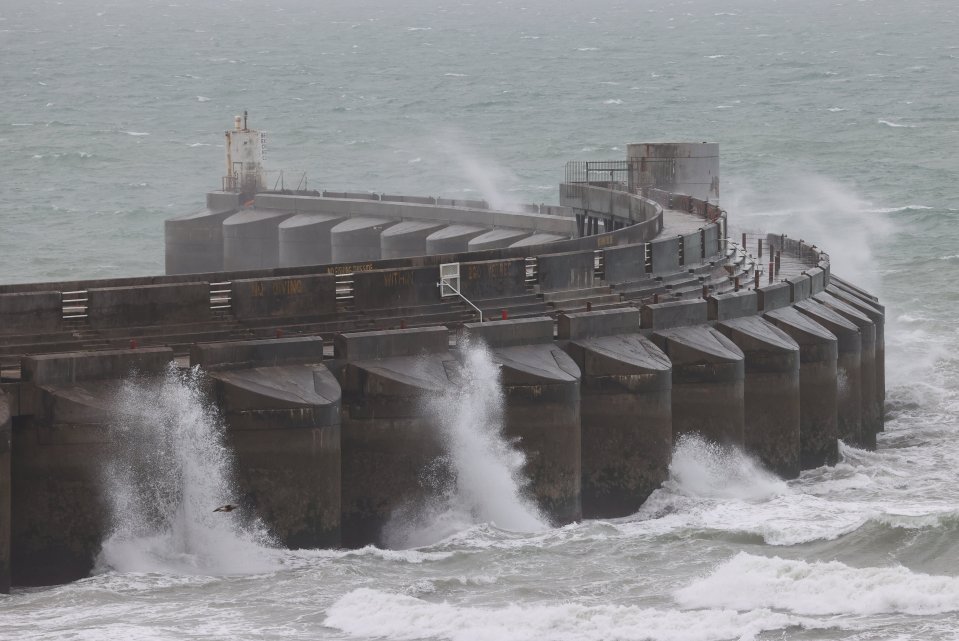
[222,209,293,271]
[425,224,487,254]
[650,236,681,273]
[0,291,62,335]
[14,348,174,586]
[0,392,10,593]
[628,142,720,203]
[194,338,341,548]
[459,259,527,300]
[537,250,596,292]
[278,213,346,267]
[351,266,440,312]
[330,217,397,263]
[757,282,791,312]
[463,318,582,524]
[468,228,531,251]
[795,299,864,448]
[709,290,758,322]
[603,244,647,285]
[510,232,568,248]
[86,282,210,328]
[717,316,801,478]
[651,326,745,446]
[642,300,708,331]
[165,204,237,274]
[559,309,671,518]
[380,221,447,259]
[813,292,878,449]
[764,306,840,469]
[335,327,451,547]
[825,285,885,430]
[231,274,336,320]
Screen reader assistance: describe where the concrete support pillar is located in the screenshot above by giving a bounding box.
[222,209,293,271]
[463,318,582,524]
[717,316,801,478]
[335,327,452,548]
[814,293,878,450]
[330,217,396,263]
[795,299,864,448]
[765,306,840,469]
[0,392,10,594]
[278,213,346,268]
[651,326,745,446]
[825,285,885,431]
[425,224,487,254]
[559,309,671,518]
[467,228,532,251]
[191,337,341,548]
[381,221,448,259]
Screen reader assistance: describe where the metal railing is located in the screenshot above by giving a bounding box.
[62,290,88,320]
[335,273,354,303]
[210,281,232,311]
[525,257,538,289]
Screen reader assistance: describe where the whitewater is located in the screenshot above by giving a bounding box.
[2,0,958,639]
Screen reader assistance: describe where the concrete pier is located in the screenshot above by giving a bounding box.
[278,213,346,267]
[463,318,582,524]
[222,210,293,271]
[330,217,397,263]
[813,293,879,449]
[716,316,801,478]
[795,299,864,448]
[191,337,341,548]
[164,192,240,274]
[764,306,840,468]
[425,224,487,254]
[12,348,174,586]
[335,327,451,547]
[825,285,885,430]
[559,309,672,518]
[468,228,532,251]
[651,326,745,446]
[380,221,448,259]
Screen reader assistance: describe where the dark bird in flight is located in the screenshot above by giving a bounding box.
[213,504,238,513]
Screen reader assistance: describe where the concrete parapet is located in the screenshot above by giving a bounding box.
[464,318,581,522]
[717,316,801,478]
[277,213,346,267]
[703,224,721,258]
[628,142,720,203]
[603,244,647,285]
[165,207,236,274]
[557,308,640,341]
[207,191,242,211]
[813,292,879,447]
[336,327,452,546]
[0,291,62,334]
[681,231,703,266]
[708,290,758,321]
[1,392,9,593]
[641,299,708,331]
[561,316,671,517]
[651,325,745,445]
[757,282,791,312]
[201,337,340,548]
[425,224,487,254]
[460,258,527,300]
[351,266,440,312]
[764,305,839,468]
[86,282,209,328]
[650,236,681,273]
[795,299,863,448]
[231,274,336,320]
[825,285,885,426]
[323,191,379,200]
[222,210,293,271]
[22,347,174,385]
[380,221,448,259]
[381,195,435,205]
[787,275,812,302]
[806,267,826,294]
[334,326,448,361]
[330,217,397,263]
[436,198,488,209]
[537,251,596,292]
[191,336,325,370]
[468,228,532,251]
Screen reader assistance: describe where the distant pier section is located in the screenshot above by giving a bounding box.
[0,117,883,592]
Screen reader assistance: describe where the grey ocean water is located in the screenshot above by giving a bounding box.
[2,0,959,638]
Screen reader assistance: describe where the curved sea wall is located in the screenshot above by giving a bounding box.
[0,171,883,591]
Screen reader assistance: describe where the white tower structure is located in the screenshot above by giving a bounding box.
[224,111,265,196]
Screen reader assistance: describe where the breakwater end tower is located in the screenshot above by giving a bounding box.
[0,116,884,591]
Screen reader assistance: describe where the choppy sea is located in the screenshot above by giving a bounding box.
[2,0,959,639]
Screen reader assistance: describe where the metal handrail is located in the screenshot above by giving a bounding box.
[438,278,482,323]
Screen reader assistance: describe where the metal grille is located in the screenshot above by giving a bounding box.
[565,160,631,191]
[439,263,460,298]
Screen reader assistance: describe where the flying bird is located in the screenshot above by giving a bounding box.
[213,504,238,513]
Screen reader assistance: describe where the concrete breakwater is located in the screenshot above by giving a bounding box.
[0,141,884,591]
